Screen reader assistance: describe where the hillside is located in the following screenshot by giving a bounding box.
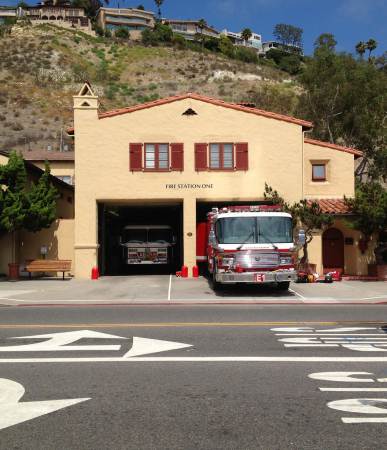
[0,23,300,153]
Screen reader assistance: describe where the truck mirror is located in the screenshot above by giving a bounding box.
[298,229,306,246]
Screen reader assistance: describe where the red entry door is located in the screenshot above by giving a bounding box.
[322,228,344,269]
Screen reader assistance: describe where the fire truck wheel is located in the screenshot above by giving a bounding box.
[277,281,290,291]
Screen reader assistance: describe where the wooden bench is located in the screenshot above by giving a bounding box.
[26,260,72,280]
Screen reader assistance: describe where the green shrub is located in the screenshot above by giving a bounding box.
[172,33,186,49]
[141,23,173,46]
[234,46,258,64]
[115,27,129,40]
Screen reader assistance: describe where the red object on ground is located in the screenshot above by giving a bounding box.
[181,265,188,278]
[91,266,99,280]
[8,263,19,281]
[323,268,342,281]
[192,265,199,278]
[175,271,182,277]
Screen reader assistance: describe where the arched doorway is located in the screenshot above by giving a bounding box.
[323,228,344,269]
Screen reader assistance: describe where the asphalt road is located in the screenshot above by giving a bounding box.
[0,304,387,449]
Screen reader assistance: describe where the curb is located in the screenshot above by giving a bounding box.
[9,300,387,308]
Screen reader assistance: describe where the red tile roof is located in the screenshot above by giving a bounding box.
[304,138,363,158]
[308,198,351,215]
[20,150,75,161]
[97,92,314,128]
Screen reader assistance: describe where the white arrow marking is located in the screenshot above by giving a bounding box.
[0,330,127,352]
[123,337,192,358]
[0,378,89,430]
[308,372,375,383]
[327,398,387,414]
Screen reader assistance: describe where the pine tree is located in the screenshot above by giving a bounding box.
[0,152,58,245]
[27,162,59,232]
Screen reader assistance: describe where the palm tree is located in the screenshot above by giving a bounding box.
[366,38,377,60]
[197,19,207,51]
[154,0,164,20]
[241,28,252,47]
[355,41,367,59]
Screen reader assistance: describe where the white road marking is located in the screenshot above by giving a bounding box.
[271,327,311,332]
[342,417,387,423]
[275,334,385,336]
[0,378,89,431]
[0,291,34,299]
[168,275,172,301]
[320,388,387,392]
[327,398,387,414]
[284,344,339,347]
[2,356,387,363]
[271,327,379,333]
[0,330,127,352]
[288,288,306,299]
[274,327,387,352]
[342,344,387,352]
[123,337,192,358]
[308,372,375,383]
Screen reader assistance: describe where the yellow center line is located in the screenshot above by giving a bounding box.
[0,321,385,329]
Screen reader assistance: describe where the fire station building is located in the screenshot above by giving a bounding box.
[0,83,373,279]
[67,83,370,279]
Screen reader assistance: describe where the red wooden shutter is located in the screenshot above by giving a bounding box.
[170,143,184,171]
[235,143,248,170]
[195,143,208,171]
[129,143,143,171]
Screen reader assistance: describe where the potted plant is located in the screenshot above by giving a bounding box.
[0,152,58,280]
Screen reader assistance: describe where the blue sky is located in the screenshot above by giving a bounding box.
[2,0,386,55]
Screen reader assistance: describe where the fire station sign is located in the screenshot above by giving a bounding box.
[165,183,214,189]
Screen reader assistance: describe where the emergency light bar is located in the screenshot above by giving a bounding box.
[209,205,283,215]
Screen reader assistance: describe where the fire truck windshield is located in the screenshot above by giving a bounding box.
[123,228,172,244]
[215,216,293,244]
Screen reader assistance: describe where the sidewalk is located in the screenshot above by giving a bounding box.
[0,276,386,306]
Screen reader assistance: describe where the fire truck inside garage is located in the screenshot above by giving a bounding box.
[98,202,183,275]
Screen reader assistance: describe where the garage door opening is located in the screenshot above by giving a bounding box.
[98,202,183,276]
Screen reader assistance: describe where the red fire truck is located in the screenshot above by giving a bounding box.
[196,205,305,290]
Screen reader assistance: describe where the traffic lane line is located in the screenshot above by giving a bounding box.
[0,321,386,329]
[3,356,387,363]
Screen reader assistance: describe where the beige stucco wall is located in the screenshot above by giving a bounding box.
[74,96,305,277]
[0,220,74,276]
[307,219,376,276]
[19,219,74,269]
[304,142,355,199]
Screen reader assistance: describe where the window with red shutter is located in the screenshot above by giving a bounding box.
[170,143,184,171]
[129,143,143,171]
[235,143,249,171]
[195,143,208,171]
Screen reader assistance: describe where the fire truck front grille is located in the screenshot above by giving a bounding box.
[235,251,280,269]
